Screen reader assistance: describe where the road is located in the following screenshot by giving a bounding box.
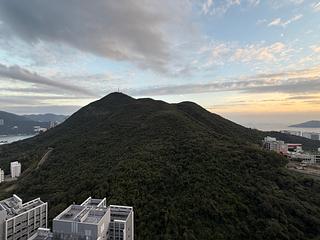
[37,147,54,169]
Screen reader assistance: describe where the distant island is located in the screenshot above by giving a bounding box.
[289,120,320,128]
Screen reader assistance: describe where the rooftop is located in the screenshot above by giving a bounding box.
[0,195,45,219]
[29,228,52,240]
[54,199,109,224]
[110,205,133,222]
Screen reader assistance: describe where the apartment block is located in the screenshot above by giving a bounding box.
[262,137,288,155]
[0,169,4,183]
[10,162,21,178]
[0,195,48,240]
[108,205,134,240]
[53,197,110,240]
[28,228,52,240]
[52,197,134,240]
[302,132,320,141]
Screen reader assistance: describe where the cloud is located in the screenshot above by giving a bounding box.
[231,42,288,62]
[311,45,320,53]
[269,0,304,9]
[287,95,320,100]
[0,63,95,96]
[201,0,242,16]
[202,0,213,14]
[2,105,81,115]
[0,0,190,72]
[128,65,320,96]
[312,2,320,12]
[197,41,292,71]
[268,14,303,27]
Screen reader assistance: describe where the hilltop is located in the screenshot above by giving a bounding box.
[0,93,319,240]
[290,120,320,128]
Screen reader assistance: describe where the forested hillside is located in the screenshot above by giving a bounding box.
[0,93,319,240]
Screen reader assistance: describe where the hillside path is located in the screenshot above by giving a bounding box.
[37,147,54,169]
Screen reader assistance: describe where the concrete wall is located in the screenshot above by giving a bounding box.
[5,203,47,240]
[0,209,7,240]
[53,220,101,240]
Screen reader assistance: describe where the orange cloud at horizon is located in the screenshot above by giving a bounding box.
[206,92,320,114]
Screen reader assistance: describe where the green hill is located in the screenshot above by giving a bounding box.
[0,110,49,135]
[0,93,319,240]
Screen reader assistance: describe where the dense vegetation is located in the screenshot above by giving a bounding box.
[0,93,320,239]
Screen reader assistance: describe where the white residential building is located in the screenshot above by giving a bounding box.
[263,137,288,155]
[0,195,48,240]
[0,169,4,183]
[290,153,320,165]
[52,197,134,240]
[10,162,21,178]
[302,132,320,141]
[108,205,134,240]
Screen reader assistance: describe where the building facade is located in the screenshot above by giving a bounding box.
[0,169,4,183]
[263,137,288,155]
[10,162,21,178]
[52,197,134,240]
[53,197,110,240]
[302,132,320,141]
[0,195,48,240]
[108,205,134,240]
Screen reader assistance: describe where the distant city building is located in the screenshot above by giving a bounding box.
[0,119,4,126]
[287,143,303,153]
[263,136,320,165]
[302,132,320,141]
[52,197,134,240]
[49,121,59,129]
[10,161,21,178]
[0,169,4,183]
[280,130,320,141]
[262,137,288,155]
[281,130,301,137]
[290,153,320,165]
[34,126,48,133]
[0,195,48,240]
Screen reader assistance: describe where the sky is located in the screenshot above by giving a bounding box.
[0,0,320,128]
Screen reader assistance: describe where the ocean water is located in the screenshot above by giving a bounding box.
[0,135,36,145]
[242,122,320,133]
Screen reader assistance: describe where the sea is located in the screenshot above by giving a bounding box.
[0,134,36,145]
[242,122,320,133]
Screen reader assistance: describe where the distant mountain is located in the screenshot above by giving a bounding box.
[23,113,68,123]
[0,111,49,135]
[289,120,320,128]
[0,93,320,239]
